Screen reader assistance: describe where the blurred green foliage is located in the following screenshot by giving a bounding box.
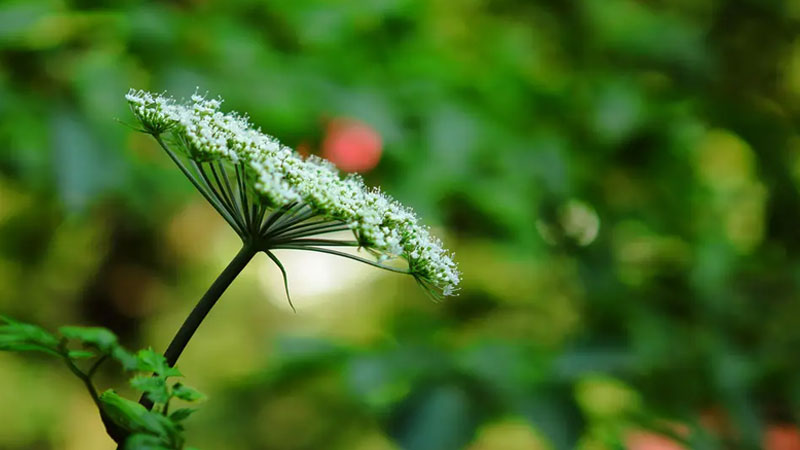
[3,0,800,449]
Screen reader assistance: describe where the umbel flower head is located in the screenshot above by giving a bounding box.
[126,89,460,304]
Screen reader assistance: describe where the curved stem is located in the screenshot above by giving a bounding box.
[62,353,101,406]
[87,354,109,379]
[269,245,410,274]
[163,244,257,366]
[140,244,258,409]
[264,250,296,312]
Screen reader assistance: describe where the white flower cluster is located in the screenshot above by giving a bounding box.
[126,89,460,296]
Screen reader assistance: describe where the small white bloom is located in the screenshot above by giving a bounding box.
[127,89,460,297]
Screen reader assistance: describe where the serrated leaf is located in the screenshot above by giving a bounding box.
[123,433,172,450]
[59,326,118,353]
[171,383,205,403]
[137,349,181,377]
[0,341,62,356]
[168,408,196,422]
[99,390,183,448]
[0,316,60,355]
[0,317,60,347]
[68,350,96,359]
[113,347,141,371]
[131,376,170,405]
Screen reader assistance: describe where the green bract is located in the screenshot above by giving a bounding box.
[126,89,460,299]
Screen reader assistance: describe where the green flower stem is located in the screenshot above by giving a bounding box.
[140,243,258,409]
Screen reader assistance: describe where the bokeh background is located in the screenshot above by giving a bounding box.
[3,0,800,449]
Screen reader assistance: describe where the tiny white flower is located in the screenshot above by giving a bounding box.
[127,89,460,298]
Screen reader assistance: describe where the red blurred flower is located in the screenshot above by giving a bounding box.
[626,430,687,450]
[322,118,382,173]
[765,425,800,450]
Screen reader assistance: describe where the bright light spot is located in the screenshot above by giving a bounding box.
[561,199,600,246]
[536,199,600,247]
[694,129,754,191]
[257,234,385,310]
[467,418,550,450]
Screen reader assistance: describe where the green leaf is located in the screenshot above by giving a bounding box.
[123,433,172,450]
[99,390,183,448]
[136,349,182,377]
[68,350,96,359]
[0,315,61,356]
[113,347,141,371]
[168,408,197,422]
[59,326,118,353]
[130,376,170,405]
[0,341,61,356]
[171,383,206,403]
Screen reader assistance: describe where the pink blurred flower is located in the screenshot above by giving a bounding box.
[322,118,382,173]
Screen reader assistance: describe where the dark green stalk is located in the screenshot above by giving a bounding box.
[87,354,109,378]
[140,244,258,410]
[62,352,101,406]
[61,346,128,445]
[163,244,257,366]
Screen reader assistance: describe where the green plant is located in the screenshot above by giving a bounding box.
[124,89,459,399]
[0,90,460,447]
[0,315,204,449]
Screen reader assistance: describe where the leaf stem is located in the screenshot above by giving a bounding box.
[62,353,101,406]
[88,354,109,379]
